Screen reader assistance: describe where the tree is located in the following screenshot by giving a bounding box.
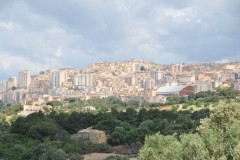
[180,134,209,160]
[117,108,137,124]
[140,66,145,71]
[11,112,62,141]
[47,101,63,111]
[137,102,240,160]
[217,87,240,99]
[108,127,127,146]
[11,86,17,90]
[137,134,182,160]
[94,114,119,134]
[33,143,67,160]
[126,100,139,107]
[167,95,186,104]
[64,98,80,103]
[136,108,147,124]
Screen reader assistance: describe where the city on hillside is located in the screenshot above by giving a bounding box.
[1,59,240,107]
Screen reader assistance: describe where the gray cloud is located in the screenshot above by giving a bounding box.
[0,0,239,81]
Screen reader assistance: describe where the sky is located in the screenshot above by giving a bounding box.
[0,0,240,81]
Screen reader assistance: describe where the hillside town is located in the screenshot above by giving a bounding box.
[0,59,240,106]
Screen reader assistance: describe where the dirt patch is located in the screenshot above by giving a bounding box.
[5,116,12,123]
[114,145,131,155]
[160,106,171,110]
[83,153,125,160]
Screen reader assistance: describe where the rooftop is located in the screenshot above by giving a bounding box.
[78,127,105,134]
[156,85,186,93]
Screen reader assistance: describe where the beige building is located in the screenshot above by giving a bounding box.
[51,70,67,88]
[71,127,107,144]
[82,106,96,112]
[194,81,212,93]
[73,73,93,88]
[18,70,31,88]
[172,64,183,74]
[18,105,42,116]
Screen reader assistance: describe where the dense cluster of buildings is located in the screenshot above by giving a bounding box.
[0,59,240,106]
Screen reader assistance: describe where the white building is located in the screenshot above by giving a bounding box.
[73,73,93,89]
[82,106,96,112]
[156,85,187,96]
[18,105,42,116]
[177,74,195,84]
[18,70,31,88]
[151,71,164,85]
[194,81,212,93]
[51,70,67,88]
[51,72,59,88]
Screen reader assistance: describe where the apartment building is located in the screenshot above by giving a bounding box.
[194,81,212,93]
[18,70,31,88]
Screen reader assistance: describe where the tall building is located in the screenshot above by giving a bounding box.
[51,70,67,88]
[145,79,155,90]
[85,74,93,87]
[51,72,58,88]
[74,74,85,88]
[18,70,31,88]
[73,73,93,89]
[151,71,164,85]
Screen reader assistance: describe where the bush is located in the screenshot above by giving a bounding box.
[77,142,113,154]
[105,155,130,160]
[68,153,84,160]
[171,105,178,111]
[11,112,63,141]
[182,104,188,109]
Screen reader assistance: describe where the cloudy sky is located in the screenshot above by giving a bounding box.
[0,0,240,81]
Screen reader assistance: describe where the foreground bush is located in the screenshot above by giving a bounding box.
[136,102,240,160]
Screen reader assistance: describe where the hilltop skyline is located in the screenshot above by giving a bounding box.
[0,58,239,83]
[0,58,240,82]
[0,0,240,81]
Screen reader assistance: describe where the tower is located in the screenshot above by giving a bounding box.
[18,70,31,88]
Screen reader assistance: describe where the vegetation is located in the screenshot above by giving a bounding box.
[47,101,63,111]
[0,104,22,115]
[0,87,239,159]
[48,88,240,114]
[0,104,210,159]
[217,86,240,99]
[136,102,240,160]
